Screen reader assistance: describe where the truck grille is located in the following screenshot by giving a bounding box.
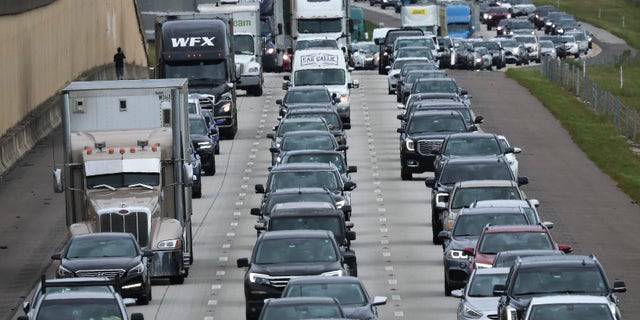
[76,269,125,279]
[99,212,149,247]
[417,139,443,155]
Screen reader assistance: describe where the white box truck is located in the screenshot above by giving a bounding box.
[199,2,264,96]
[53,79,194,285]
[292,0,351,57]
[401,4,440,35]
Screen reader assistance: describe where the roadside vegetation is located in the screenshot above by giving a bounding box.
[506,68,640,204]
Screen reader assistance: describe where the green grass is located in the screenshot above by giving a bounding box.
[506,68,640,203]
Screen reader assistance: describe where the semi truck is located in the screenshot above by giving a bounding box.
[259,0,285,72]
[445,3,474,39]
[53,79,194,284]
[154,14,239,138]
[292,0,351,57]
[198,2,264,96]
[401,4,440,35]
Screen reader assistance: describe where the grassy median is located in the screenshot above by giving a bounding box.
[506,68,640,203]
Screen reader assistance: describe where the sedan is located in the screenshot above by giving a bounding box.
[51,232,154,305]
[282,276,387,320]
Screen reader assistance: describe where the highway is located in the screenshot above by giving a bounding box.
[2,7,639,320]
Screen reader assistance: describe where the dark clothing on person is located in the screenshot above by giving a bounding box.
[114,48,126,80]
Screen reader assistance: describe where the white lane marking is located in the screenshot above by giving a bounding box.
[208,300,218,305]
[388,279,398,285]
[211,284,221,290]
[216,270,225,276]
[233,211,241,216]
[380,228,388,233]
[392,295,401,300]
[222,244,231,249]
[385,266,393,271]
[226,232,235,237]
[394,311,404,317]
[219,257,228,262]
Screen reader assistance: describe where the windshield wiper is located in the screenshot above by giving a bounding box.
[92,184,116,191]
[128,183,154,190]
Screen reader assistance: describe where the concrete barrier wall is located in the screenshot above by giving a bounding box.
[0,0,149,175]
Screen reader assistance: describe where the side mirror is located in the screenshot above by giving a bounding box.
[348,166,357,173]
[336,145,349,152]
[51,253,62,260]
[559,245,573,254]
[123,298,137,306]
[341,205,352,214]
[209,128,218,135]
[612,280,627,293]
[529,199,540,207]
[276,99,283,105]
[397,104,405,110]
[266,133,275,140]
[346,230,356,241]
[517,176,529,186]
[269,147,280,153]
[343,123,351,130]
[503,147,515,154]
[350,80,360,89]
[469,125,478,132]
[396,128,406,134]
[237,257,250,268]
[283,75,290,81]
[463,247,475,256]
[513,147,522,154]
[542,221,554,229]
[345,221,354,229]
[255,184,265,193]
[437,230,450,240]
[254,223,266,231]
[493,284,506,296]
[372,296,388,306]
[425,177,436,188]
[451,289,463,298]
[183,163,194,187]
[282,81,291,91]
[250,208,261,216]
[385,65,391,71]
[436,202,446,210]
[53,168,63,193]
[142,250,154,258]
[396,114,405,121]
[460,89,469,95]
[474,115,484,124]
[343,181,357,191]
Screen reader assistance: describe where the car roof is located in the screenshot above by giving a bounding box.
[472,267,511,276]
[286,106,338,114]
[472,199,534,208]
[267,187,334,195]
[259,229,334,240]
[446,132,497,139]
[483,224,547,233]
[272,201,336,211]
[444,156,510,165]
[279,117,327,123]
[459,207,527,216]
[411,109,466,118]
[71,232,134,240]
[414,77,456,83]
[286,275,362,285]
[270,162,340,173]
[529,295,611,305]
[43,290,119,301]
[281,130,335,138]
[495,249,564,259]
[286,85,330,92]
[456,180,519,188]
[517,254,599,267]
[281,150,345,157]
[265,296,340,306]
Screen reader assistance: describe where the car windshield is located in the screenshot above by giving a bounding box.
[479,232,553,254]
[280,135,335,151]
[513,268,607,296]
[270,216,344,238]
[443,137,502,156]
[294,69,345,86]
[392,59,427,71]
[448,23,471,33]
[36,298,122,320]
[66,238,137,258]
[540,41,554,48]
[451,187,523,209]
[297,18,342,33]
[528,303,614,320]
[268,171,340,191]
[406,72,446,83]
[401,64,438,76]
[440,163,513,185]
[254,238,338,264]
[260,303,343,320]
[284,90,332,104]
[453,214,528,237]
[396,48,434,60]
[164,59,228,85]
[408,116,467,134]
[265,194,335,213]
[412,80,458,94]
[278,121,328,137]
[189,118,208,135]
[297,39,339,50]
[284,283,367,306]
[283,153,345,172]
[500,40,518,48]
[468,273,508,297]
[234,34,255,55]
[396,38,435,49]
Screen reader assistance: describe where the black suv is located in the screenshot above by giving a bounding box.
[425,157,528,244]
[255,202,357,275]
[276,85,339,117]
[189,113,216,176]
[237,230,350,320]
[397,110,477,180]
[375,28,424,74]
[284,106,351,145]
[494,255,626,320]
[432,132,516,176]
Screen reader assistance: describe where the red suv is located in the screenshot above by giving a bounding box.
[485,7,511,31]
[463,224,572,269]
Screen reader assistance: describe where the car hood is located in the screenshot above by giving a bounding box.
[407,132,452,140]
[252,261,344,276]
[447,236,479,251]
[188,83,229,99]
[463,296,501,315]
[62,257,141,272]
[190,134,211,144]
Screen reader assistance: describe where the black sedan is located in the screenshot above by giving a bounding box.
[189,113,216,176]
[51,232,154,305]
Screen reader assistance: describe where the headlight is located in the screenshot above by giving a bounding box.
[198,141,212,149]
[475,57,482,63]
[321,269,346,277]
[57,265,74,277]
[249,272,271,285]
[446,250,469,259]
[507,14,511,18]
[340,95,349,103]
[220,102,232,113]
[128,262,145,275]
[462,304,483,319]
[483,13,489,19]
[283,54,290,61]
[475,262,493,269]
[248,66,259,73]
[404,139,415,151]
[266,47,275,54]
[335,199,346,208]
[157,239,182,250]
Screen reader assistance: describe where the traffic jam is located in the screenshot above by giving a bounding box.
[9,0,631,320]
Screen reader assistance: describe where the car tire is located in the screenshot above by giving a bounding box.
[169,275,184,284]
[193,189,202,198]
[215,145,220,155]
[205,157,216,176]
[381,3,386,9]
[432,214,443,245]
[388,88,394,95]
[574,53,579,58]
[487,25,492,31]
[444,270,452,296]
[252,84,263,97]
[400,168,412,181]
[349,261,358,277]
[395,5,401,13]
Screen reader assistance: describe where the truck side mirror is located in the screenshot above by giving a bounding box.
[53,168,63,193]
[183,163,193,187]
[277,23,283,35]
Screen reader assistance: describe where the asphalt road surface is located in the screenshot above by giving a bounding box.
[2,8,640,320]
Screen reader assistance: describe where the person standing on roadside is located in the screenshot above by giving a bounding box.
[113,47,126,80]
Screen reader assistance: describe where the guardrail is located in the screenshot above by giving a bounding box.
[540,55,639,143]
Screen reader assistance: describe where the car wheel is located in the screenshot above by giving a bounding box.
[395,5,401,13]
[193,188,202,198]
[400,168,412,180]
[574,53,579,58]
[487,25,491,31]
[252,84,263,97]
[381,3,386,9]
[136,292,150,305]
[388,88,394,95]
[432,214,443,245]
[169,275,185,285]
[516,61,522,66]
[444,270,452,296]
[208,156,216,176]
[215,145,220,155]
[349,261,358,277]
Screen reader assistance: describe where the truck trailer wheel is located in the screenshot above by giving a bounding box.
[251,85,263,96]
[169,275,185,285]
